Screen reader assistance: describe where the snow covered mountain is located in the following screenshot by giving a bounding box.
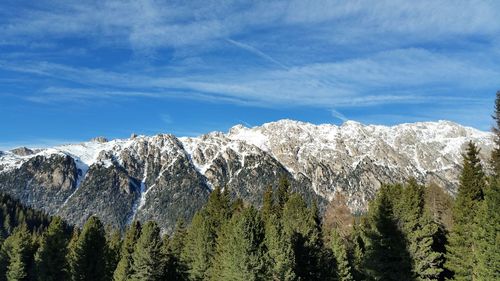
[0,120,493,231]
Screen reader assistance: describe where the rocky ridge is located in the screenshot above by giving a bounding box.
[0,119,493,231]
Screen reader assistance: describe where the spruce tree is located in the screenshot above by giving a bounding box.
[491,90,500,176]
[281,193,323,280]
[68,216,108,281]
[445,142,486,281]
[182,186,231,280]
[211,206,266,281]
[397,180,443,280]
[34,217,69,281]
[363,185,412,281]
[113,221,141,281]
[130,221,165,281]
[472,180,500,280]
[329,229,353,281]
[106,228,122,280]
[164,218,188,280]
[264,213,296,281]
[4,224,34,281]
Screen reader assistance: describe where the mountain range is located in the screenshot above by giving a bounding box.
[0,119,493,232]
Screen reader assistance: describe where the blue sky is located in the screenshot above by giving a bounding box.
[1,0,499,149]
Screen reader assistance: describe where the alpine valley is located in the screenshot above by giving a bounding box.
[0,119,493,232]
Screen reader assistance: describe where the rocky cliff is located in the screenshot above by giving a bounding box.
[0,120,493,232]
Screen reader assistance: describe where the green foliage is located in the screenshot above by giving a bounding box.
[264,213,296,281]
[445,142,486,281]
[164,218,188,280]
[329,229,353,281]
[396,180,443,280]
[68,216,108,281]
[113,220,141,281]
[129,221,165,281]
[491,90,500,176]
[34,217,70,281]
[472,180,500,280]
[282,193,324,280]
[211,206,267,281]
[363,185,412,281]
[3,224,35,281]
[182,186,231,280]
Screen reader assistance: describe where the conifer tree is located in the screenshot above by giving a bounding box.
[276,177,290,213]
[397,180,443,280]
[106,228,122,280]
[264,213,296,281]
[164,219,188,280]
[261,185,274,221]
[363,185,412,281]
[329,229,353,281]
[182,186,231,280]
[211,206,266,281]
[130,221,165,281]
[472,179,500,280]
[282,193,323,280]
[113,221,141,281]
[4,224,34,281]
[34,217,69,281]
[68,216,108,281]
[491,90,500,176]
[182,211,214,280]
[445,142,486,281]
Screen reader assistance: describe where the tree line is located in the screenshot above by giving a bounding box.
[0,92,498,281]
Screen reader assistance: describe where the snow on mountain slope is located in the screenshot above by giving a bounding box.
[0,119,494,220]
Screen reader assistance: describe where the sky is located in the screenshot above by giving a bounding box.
[1,0,499,150]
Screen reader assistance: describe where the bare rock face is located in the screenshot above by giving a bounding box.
[10,147,35,156]
[0,119,493,232]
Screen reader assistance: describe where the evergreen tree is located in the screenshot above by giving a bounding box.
[264,213,296,281]
[329,229,353,281]
[445,142,486,281]
[4,224,34,281]
[130,221,165,281]
[491,90,500,176]
[261,185,274,221]
[211,206,267,281]
[363,185,412,281]
[164,218,188,280]
[276,177,290,213]
[68,216,108,281]
[106,228,122,280]
[182,186,231,280]
[34,217,69,281]
[113,220,141,281]
[472,180,500,280]
[282,193,323,281]
[397,180,443,280]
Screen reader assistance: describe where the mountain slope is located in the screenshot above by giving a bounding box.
[0,120,493,231]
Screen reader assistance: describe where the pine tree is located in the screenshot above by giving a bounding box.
[261,185,274,221]
[445,142,486,281]
[164,218,188,280]
[113,221,141,281]
[363,185,412,281]
[276,177,290,213]
[4,224,34,281]
[106,228,122,280]
[264,213,296,281]
[491,90,500,176]
[129,221,165,281]
[182,186,231,280]
[211,206,267,281]
[397,180,443,280]
[472,179,500,280]
[68,216,108,281]
[329,229,353,281]
[281,193,323,281]
[34,217,69,281]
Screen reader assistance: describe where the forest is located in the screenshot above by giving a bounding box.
[0,94,499,281]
